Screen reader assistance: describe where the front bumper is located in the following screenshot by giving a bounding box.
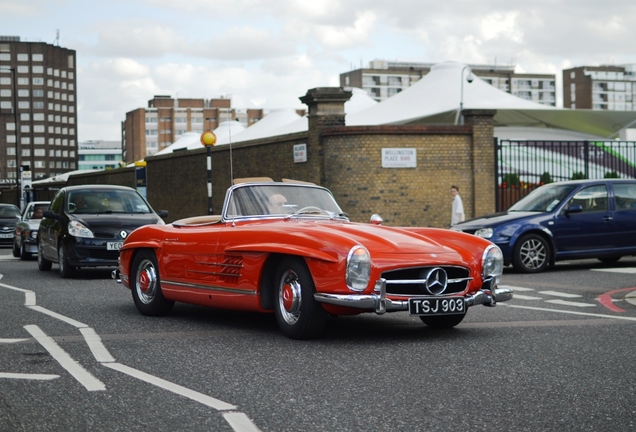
[314,278,513,314]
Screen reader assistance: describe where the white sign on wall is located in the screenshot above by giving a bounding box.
[382,148,417,168]
[294,143,307,163]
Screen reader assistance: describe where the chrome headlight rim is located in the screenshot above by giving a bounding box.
[482,244,504,284]
[346,245,371,292]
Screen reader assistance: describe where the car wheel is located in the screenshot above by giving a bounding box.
[420,313,466,328]
[512,234,549,273]
[37,241,52,271]
[131,249,174,316]
[58,244,76,278]
[598,257,621,264]
[12,238,20,258]
[20,238,31,260]
[274,257,327,339]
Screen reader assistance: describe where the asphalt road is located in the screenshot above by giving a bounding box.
[1,248,636,432]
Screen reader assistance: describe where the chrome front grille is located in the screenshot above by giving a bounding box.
[379,266,471,296]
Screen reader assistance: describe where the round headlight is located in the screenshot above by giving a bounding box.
[68,220,94,238]
[475,228,494,239]
[482,245,504,285]
[346,245,371,291]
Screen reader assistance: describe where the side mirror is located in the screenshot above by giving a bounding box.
[565,204,583,214]
[157,210,169,219]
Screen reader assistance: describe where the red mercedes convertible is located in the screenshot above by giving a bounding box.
[113,180,512,339]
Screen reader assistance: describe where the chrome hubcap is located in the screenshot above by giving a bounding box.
[136,259,158,304]
[278,269,302,325]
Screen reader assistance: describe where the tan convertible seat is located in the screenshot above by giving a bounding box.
[233,177,274,184]
[172,215,222,226]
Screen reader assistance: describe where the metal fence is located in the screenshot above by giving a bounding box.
[495,139,636,211]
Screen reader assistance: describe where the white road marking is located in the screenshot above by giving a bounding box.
[103,362,237,411]
[500,285,534,292]
[512,294,543,301]
[223,412,262,432]
[539,290,581,298]
[500,303,636,321]
[24,325,106,391]
[591,268,636,274]
[0,338,28,343]
[0,372,59,380]
[79,328,115,363]
[27,306,87,328]
[545,299,596,308]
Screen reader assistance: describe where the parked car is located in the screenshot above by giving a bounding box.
[12,201,50,259]
[38,185,168,278]
[452,179,636,273]
[113,179,512,339]
[0,203,21,246]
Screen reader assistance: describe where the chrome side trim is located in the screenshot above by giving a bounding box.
[162,279,257,296]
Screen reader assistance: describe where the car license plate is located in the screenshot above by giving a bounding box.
[408,297,465,316]
[107,242,123,251]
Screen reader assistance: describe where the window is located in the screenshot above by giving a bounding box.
[34,125,45,133]
[33,89,44,97]
[20,136,30,145]
[17,77,29,85]
[33,113,44,121]
[0,101,11,109]
[32,53,43,62]
[17,53,28,61]
[33,77,44,85]
[18,101,29,109]
[32,66,43,74]
[34,137,45,145]
[34,149,45,156]
[0,77,10,85]
[0,89,10,97]
[20,113,29,121]
[17,66,29,73]
[18,89,29,97]
[22,149,30,157]
[6,148,15,155]
[569,185,608,212]
[33,101,44,109]
[0,53,10,61]
[20,125,30,133]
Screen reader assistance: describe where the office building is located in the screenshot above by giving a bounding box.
[78,140,123,171]
[340,59,556,106]
[0,36,77,185]
[563,65,636,111]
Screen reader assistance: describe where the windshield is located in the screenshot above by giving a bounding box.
[225,184,345,219]
[67,189,152,214]
[509,183,578,212]
[0,205,20,219]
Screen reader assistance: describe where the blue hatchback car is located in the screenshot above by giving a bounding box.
[452,179,636,273]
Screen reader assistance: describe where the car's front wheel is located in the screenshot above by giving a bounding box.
[131,249,174,316]
[420,313,466,328]
[20,239,31,260]
[512,233,549,273]
[274,257,327,339]
[12,237,20,258]
[58,244,76,278]
[37,241,52,271]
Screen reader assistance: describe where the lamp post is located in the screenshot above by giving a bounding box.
[0,66,20,205]
[455,65,474,125]
[200,130,217,214]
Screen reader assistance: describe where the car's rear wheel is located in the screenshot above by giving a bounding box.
[512,234,549,273]
[58,244,76,278]
[274,257,327,339]
[131,249,174,316]
[37,241,52,271]
[420,313,466,328]
[20,239,31,260]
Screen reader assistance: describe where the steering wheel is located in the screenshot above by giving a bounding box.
[295,206,323,214]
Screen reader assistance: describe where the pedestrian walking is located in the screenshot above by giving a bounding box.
[450,185,465,226]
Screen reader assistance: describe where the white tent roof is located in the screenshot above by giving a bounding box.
[229,109,301,143]
[154,132,202,156]
[214,120,247,145]
[268,87,378,136]
[32,169,102,185]
[347,61,636,138]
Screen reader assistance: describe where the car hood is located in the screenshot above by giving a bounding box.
[454,211,539,229]
[73,213,161,234]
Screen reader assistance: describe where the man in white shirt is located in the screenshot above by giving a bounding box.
[450,185,465,226]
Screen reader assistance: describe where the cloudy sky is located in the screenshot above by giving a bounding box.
[1,0,635,141]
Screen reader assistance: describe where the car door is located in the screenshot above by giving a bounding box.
[549,184,614,255]
[39,190,65,260]
[609,181,636,251]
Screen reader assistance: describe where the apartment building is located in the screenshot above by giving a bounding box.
[121,95,271,163]
[78,140,122,171]
[0,36,77,185]
[340,59,556,106]
[563,65,636,111]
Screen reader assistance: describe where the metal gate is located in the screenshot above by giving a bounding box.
[495,139,636,211]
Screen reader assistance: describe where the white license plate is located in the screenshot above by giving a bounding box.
[0,233,12,238]
[107,242,123,251]
[408,297,465,316]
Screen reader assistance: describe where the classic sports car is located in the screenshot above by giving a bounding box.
[13,201,50,260]
[113,180,512,339]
